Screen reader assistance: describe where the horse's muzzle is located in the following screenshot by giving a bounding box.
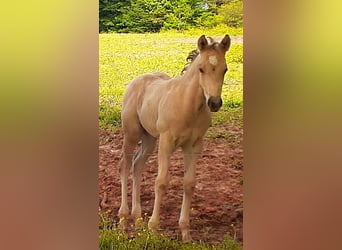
[207,96,223,112]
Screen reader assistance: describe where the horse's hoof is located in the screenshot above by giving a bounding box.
[148,218,159,232]
[134,216,144,228]
[118,216,128,230]
[182,232,192,243]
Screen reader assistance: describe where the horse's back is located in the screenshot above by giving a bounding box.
[123,72,170,107]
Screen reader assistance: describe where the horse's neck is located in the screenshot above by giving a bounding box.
[177,67,206,113]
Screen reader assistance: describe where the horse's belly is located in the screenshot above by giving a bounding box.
[138,99,160,138]
[140,117,159,138]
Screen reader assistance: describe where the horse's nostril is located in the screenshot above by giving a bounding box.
[208,96,223,112]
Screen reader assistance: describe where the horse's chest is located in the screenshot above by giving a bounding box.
[172,113,211,146]
[173,127,206,148]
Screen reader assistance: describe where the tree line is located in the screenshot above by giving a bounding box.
[100,0,243,33]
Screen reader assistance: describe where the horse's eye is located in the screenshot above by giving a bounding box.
[199,68,204,73]
[224,68,228,74]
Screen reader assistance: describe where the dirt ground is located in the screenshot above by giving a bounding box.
[99,123,243,244]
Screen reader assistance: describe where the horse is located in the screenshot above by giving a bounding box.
[118,34,231,242]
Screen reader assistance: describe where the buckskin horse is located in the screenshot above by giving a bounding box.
[118,35,231,241]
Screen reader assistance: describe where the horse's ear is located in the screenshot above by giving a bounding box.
[198,35,208,51]
[220,35,231,52]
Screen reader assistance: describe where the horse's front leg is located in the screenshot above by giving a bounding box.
[179,139,203,242]
[148,133,174,232]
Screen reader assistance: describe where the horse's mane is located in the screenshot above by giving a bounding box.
[181,37,219,74]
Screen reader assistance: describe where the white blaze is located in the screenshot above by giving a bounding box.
[208,55,218,66]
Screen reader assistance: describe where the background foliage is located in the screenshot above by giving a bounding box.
[99,0,243,33]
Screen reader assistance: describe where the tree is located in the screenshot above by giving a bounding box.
[217,0,243,28]
[99,0,129,32]
[118,0,166,32]
[99,0,239,33]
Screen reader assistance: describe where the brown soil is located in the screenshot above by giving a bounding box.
[99,123,243,244]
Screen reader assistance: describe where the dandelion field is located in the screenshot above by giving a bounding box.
[99,27,243,129]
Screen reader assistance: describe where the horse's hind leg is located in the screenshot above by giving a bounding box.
[131,132,156,223]
[118,123,142,228]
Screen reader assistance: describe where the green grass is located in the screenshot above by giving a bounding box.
[99,213,242,250]
[161,24,243,37]
[99,27,243,130]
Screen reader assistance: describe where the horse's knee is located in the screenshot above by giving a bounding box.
[183,179,196,194]
[155,176,169,193]
[119,153,132,173]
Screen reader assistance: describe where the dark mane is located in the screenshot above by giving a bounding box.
[181,37,219,74]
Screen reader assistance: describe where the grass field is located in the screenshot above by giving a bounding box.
[99,26,243,130]
[99,27,243,249]
[99,212,242,250]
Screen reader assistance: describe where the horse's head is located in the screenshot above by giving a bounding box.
[196,35,231,112]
